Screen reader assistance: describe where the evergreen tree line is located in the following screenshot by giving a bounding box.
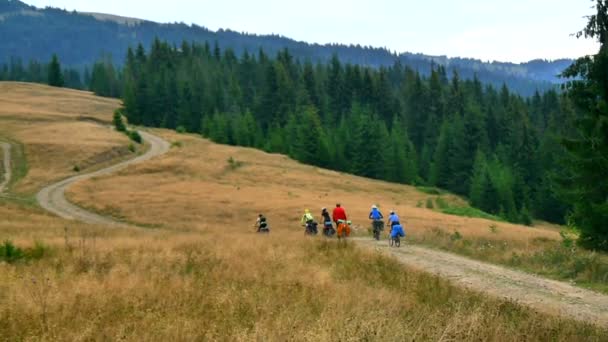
[1,41,574,226]
[0,54,121,96]
[112,39,576,226]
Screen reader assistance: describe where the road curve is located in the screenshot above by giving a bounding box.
[36,130,170,226]
[0,142,11,193]
[355,238,608,327]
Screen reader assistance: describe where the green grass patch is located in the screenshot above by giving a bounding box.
[441,206,505,222]
[5,138,28,192]
[416,186,444,195]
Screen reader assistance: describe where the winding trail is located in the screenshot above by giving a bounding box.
[30,127,608,326]
[36,130,170,226]
[355,238,608,326]
[0,142,11,193]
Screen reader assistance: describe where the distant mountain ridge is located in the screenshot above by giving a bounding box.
[1,0,573,95]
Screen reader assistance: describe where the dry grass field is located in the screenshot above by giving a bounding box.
[0,82,133,195]
[1,82,607,340]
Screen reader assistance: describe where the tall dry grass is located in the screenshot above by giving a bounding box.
[0,82,131,195]
[1,226,605,341]
[1,83,607,339]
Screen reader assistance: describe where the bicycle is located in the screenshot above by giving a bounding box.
[304,221,318,235]
[388,224,404,247]
[389,233,401,247]
[371,220,384,241]
[336,220,351,241]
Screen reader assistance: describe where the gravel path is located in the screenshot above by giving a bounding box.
[355,238,608,326]
[36,130,170,226]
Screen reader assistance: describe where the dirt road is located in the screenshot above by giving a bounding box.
[0,142,11,193]
[355,238,608,326]
[31,126,608,327]
[36,130,170,226]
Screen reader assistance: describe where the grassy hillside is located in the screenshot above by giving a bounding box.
[0,83,606,340]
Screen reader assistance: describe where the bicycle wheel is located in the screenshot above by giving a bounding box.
[389,235,394,247]
[395,236,400,247]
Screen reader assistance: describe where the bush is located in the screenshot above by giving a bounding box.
[450,231,463,241]
[435,197,449,209]
[176,126,186,134]
[425,198,434,209]
[128,130,142,144]
[0,240,24,263]
[0,240,49,263]
[227,156,244,170]
[128,143,136,153]
[73,165,80,172]
[113,110,127,132]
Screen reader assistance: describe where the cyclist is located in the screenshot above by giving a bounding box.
[301,209,317,234]
[332,203,347,228]
[321,208,334,236]
[388,210,400,228]
[369,205,384,239]
[255,214,269,233]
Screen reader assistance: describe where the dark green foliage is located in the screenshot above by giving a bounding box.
[113,110,127,132]
[0,240,49,263]
[128,130,142,144]
[105,39,576,226]
[558,0,608,250]
[47,54,63,87]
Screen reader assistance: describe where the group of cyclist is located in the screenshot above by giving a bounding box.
[301,204,351,237]
[255,203,405,241]
[368,205,405,240]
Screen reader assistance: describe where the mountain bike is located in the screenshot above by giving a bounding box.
[389,233,400,247]
[337,220,351,241]
[372,220,384,241]
[304,221,318,235]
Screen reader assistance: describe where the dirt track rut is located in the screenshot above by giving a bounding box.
[355,238,608,326]
[0,142,11,193]
[36,130,170,226]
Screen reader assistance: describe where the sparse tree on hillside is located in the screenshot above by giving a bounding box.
[47,54,63,87]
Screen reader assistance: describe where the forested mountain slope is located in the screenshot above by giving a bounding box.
[0,0,570,95]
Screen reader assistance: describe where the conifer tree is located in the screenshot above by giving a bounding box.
[47,54,63,87]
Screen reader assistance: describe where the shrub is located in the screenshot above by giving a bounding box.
[171,141,183,148]
[73,165,80,172]
[227,156,244,170]
[425,198,434,209]
[435,197,449,209]
[176,126,186,134]
[128,130,142,144]
[128,143,136,153]
[450,231,463,241]
[0,240,48,263]
[0,240,24,263]
[113,110,127,132]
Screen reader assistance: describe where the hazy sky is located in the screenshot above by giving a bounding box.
[23,0,600,63]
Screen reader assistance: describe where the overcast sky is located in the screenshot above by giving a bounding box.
[22,0,600,63]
